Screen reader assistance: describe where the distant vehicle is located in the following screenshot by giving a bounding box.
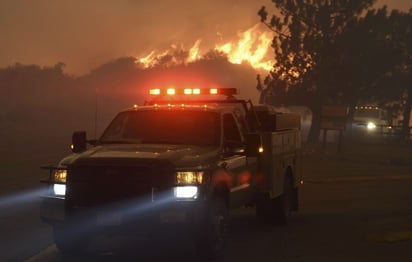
[40,87,302,258]
[351,106,391,134]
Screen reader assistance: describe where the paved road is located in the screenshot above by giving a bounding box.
[0,165,54,262]
[20,177,412,262]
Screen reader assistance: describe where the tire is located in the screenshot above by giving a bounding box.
[195,197,229,259]
[53,223,91,255]
[255,195,272,223]
[256,175,293,225]
[272,175,293,225]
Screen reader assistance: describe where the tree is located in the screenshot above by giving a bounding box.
[390,9,412,138]
[336,7,412,137]
[258,0,375,142]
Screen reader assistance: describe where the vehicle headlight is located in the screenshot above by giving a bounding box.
[367,122,376,130]
[52,169,67,196]
[53,184,66,196]
[53,169,67,183]
[176,171,203,185]
[174,186,198,199]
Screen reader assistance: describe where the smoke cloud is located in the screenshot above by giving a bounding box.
[0,0,272,74]
[1,0,406,75]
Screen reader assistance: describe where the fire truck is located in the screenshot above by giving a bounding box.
[40,87,301,258]
[351,105,391,134]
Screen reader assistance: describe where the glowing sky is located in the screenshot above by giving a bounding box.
[0,0,409,75]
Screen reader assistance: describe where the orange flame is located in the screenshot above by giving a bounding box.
[137,24,274,71]
[216,24,273,71]
[139,51,155,68]
[187,39,202,63]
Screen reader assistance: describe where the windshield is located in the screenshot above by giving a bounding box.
[100,110,220,146]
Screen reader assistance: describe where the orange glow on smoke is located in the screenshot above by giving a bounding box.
[137,24,274,71]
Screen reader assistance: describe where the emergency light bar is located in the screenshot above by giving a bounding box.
[149,87,237,96]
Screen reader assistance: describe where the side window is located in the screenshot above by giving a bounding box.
[223,114,242,142]
[101,113,128,140]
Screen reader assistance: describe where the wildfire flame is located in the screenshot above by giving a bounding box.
[137,24,274,71]
[187,39,202,63]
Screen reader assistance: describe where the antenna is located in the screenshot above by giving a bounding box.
[94,87,98,139]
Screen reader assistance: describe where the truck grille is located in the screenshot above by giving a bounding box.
[66,158,174,210]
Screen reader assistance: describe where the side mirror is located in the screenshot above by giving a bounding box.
[72,131,87,153]
[244,133,262,157]
[223,140,244,156]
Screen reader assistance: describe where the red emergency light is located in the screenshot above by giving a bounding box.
[149,89,161,95]
[166,88,176,95]
[210,88,218,95]
[183,88,201,95]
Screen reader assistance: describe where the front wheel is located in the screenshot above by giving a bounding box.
[195,197,229,259]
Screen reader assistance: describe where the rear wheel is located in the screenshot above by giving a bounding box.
[195,197,228,259]
[256,175,294,225]
[272,175,293,224]
[256,195,271,223]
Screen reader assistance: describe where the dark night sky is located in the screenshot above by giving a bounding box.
[0,0,410,75]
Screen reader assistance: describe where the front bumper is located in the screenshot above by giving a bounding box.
[40,194,206,235]
[40,196,65,223]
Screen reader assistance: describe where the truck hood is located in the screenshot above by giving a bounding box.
[59,144,220,168]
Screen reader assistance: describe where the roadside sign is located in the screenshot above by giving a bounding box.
[320,119,346,130]
[320,105,348,152]
[320,105,348,130]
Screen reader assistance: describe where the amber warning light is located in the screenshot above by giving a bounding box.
[149,87,237,96]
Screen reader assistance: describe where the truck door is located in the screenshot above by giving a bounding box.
[221,113,254,208]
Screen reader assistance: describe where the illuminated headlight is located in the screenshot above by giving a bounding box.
[367,122,376,130]
[53,169,67,183]
[52,169,67,196]
[53,184,66,196]
[176,171,203,185]
[174,186,198,199]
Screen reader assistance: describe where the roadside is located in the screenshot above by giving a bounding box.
[302,139,412,183]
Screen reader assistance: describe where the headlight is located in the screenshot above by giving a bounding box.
[53,184,66,196]
[367,122,376,130]
[174,186,198,199]
[176,171,203,185]
[53,169,67,183]
[52,169,67,196]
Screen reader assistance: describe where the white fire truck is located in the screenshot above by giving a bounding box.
[351,106,391,134]
[40,87,301,258]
